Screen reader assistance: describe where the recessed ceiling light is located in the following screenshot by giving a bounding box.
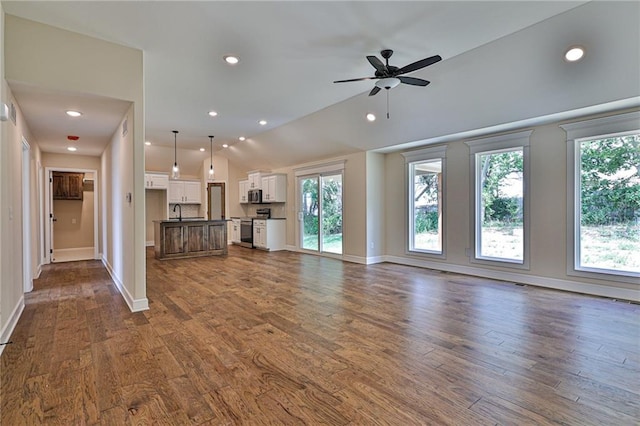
[565,46,585,62]
[223,55,239,65]
[366,113,376,122]
[208,111,218,117]
[67,146,77,152]
[259,120,267,126]
[199,147,205,152]
[222,143,229,148]
[66,110,82,117]
[239,136,246,141]
[145,141,151,146]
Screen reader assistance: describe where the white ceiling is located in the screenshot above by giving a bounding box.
[4,1,639,172]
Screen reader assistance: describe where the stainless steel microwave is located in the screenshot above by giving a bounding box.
[248,189,262,204]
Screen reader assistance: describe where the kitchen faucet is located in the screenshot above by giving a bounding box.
[173,204,182,221]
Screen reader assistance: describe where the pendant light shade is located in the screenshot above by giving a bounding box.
[208,135,215,178]
[171,130,180,179]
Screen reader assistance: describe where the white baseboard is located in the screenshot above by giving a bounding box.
[146,240,154,247]
[382,255,640,302]
[0,295,25,357]
[53,247,95,263]
[101,256,149,312]
[34,264,42,280]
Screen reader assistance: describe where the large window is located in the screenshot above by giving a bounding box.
[467,131,531,266]
[562,112,640,279]
[403,146,446,255]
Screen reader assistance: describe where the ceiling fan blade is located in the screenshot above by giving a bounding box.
[398,76,431,87]
[367,55,386,73]
[368,86,381,96]
[397,55,442,75]
[334,77,376,83]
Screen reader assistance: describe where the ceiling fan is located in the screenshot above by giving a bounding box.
[334,49,442,97]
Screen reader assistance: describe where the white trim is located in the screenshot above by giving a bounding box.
[22,138,33,293]
[466,130,531,269]
[465,129,532,153]
[401,145,447,163]
[101,256,149,312]
[34,264,42,280]
[405,149,446,257]
[52,247,95,263]
[560,111,640,141]
[0,296,25,357]
[294,160,345,177]
[561,111,640,283]
[45,167,99,264]
[381,255,640,302]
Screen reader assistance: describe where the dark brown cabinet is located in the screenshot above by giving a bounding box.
[154,219,228,259]
[53,172,84,200]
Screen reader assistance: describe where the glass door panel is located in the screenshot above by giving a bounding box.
[321,174,342,254]
[301,177,319,251]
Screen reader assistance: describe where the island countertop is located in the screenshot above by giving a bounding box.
[154,219,228,259]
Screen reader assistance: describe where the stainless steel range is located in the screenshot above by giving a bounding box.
[239,208,271,248]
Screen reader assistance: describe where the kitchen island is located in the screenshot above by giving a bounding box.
[153,219,228,259]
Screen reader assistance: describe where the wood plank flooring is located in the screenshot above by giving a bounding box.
[2,246,639,424]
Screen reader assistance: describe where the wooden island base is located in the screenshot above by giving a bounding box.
[153,219,227,259]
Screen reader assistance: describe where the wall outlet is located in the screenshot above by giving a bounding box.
[465,248,471,257]
[370,242,375,249]
[71,218,77,224]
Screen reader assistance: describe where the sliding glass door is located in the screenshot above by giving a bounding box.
[299,173,343,254]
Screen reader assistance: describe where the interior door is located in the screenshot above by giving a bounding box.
[207,182,225,220]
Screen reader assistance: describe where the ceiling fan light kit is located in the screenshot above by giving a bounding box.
[375,77,401,90]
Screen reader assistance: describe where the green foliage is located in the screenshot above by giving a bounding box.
[414,210,439,233]
[479,150,523,222]
[580,135,640,226]
[301,177,342,236]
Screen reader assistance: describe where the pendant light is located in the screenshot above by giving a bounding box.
[208,135,215,178]
[171,130,180,179]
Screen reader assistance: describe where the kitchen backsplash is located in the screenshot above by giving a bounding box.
[169,203,200,218]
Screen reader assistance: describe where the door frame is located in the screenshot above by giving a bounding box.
[45,166,99,264]
[22,138,33,292]
[207,182,226,220]
[296,171,344,257]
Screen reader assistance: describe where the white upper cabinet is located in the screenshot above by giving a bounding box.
[145,173,169,189]
[261,174,287,203]
[248,172,263,190]
[239,180,249,204]
[169,180,201,203]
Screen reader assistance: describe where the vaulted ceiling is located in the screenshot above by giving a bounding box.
[4,1,639,172]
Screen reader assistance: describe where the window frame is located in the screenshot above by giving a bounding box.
[560,111,640,282]
[402,145,447,258]
[466,130,532,269]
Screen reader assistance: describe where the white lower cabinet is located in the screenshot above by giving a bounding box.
[231,219,241,243]
[252,219,285,251]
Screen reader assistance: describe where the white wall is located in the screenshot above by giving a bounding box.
[0,17,43,352]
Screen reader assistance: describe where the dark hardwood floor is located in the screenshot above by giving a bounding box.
[2,246,639,424]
